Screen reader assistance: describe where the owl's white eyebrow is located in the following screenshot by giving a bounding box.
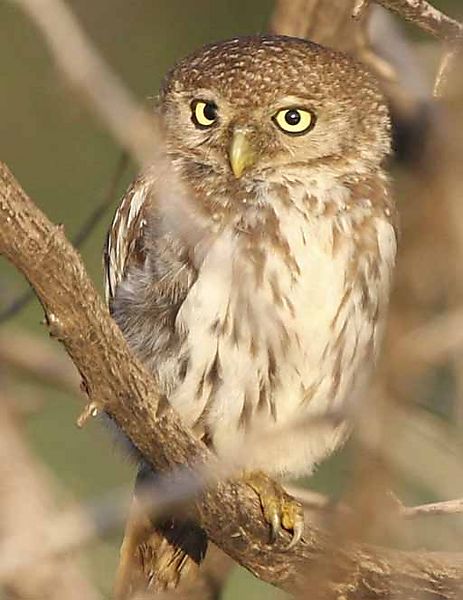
[184,89,221,103]
[272,95,314,108]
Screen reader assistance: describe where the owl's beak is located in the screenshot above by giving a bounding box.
[228,129,257,178]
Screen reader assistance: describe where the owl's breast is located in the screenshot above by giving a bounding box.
[168,192,396,475]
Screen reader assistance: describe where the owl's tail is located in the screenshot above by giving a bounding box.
[114,470,208,599]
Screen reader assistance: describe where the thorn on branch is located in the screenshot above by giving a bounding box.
[45,312,65,340]
[77,401,101,428]
[353,0,370,19]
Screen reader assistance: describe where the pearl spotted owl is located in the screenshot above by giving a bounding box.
[105,34,397,595]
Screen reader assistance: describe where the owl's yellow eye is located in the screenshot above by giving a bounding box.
[191,100,218,129]
[272,108,315,136]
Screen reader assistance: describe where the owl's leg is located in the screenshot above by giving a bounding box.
[244,471,304,549]
[114,464,208,599]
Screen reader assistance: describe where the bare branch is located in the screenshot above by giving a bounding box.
[0,329,79,393]
[374,0,463,43]
[434,45,462,97]
[397,308,463,366]
[12,0,158,167]
[401,498,463,519]
[292,486,463,520]
[371,0,463,96]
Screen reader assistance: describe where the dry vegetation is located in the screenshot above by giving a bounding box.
[1,0,463,598]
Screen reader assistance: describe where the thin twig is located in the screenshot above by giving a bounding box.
[11,0,158,167]
[372,0,463,96]
[434,45,462,98]
[397,307,463,366]
[401,498,463,519]
[0,329,79,392]
[291,486,463,520]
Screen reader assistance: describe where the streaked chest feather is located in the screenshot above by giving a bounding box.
[112,178,396,475]
[170,185,396,449]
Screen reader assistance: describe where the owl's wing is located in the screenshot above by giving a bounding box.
[103,178,151,307]
[104,179,206,596]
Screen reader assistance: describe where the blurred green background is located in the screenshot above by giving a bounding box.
[0,1,461,598]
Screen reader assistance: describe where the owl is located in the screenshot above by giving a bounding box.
[104,34,397,596]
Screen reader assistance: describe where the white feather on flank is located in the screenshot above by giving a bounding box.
[104,184,149,304]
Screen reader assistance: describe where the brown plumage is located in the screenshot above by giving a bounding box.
[104,34,397,597]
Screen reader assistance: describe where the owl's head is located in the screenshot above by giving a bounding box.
[159,35,390,195]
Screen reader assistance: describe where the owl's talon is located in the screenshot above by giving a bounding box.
[270,511,281,543]
[244,471,304,547]
[286,513,304,550]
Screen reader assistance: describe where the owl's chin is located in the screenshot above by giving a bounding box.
[179,154,367,215]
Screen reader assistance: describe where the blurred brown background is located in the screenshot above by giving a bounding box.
[0,1,462,598]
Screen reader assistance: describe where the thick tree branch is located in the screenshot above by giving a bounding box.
[3,165,463,598]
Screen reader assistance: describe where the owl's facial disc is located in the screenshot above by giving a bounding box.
[187,95,319,178]
[161,35,391,189]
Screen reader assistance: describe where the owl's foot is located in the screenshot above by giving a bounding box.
[244,471,304,549]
